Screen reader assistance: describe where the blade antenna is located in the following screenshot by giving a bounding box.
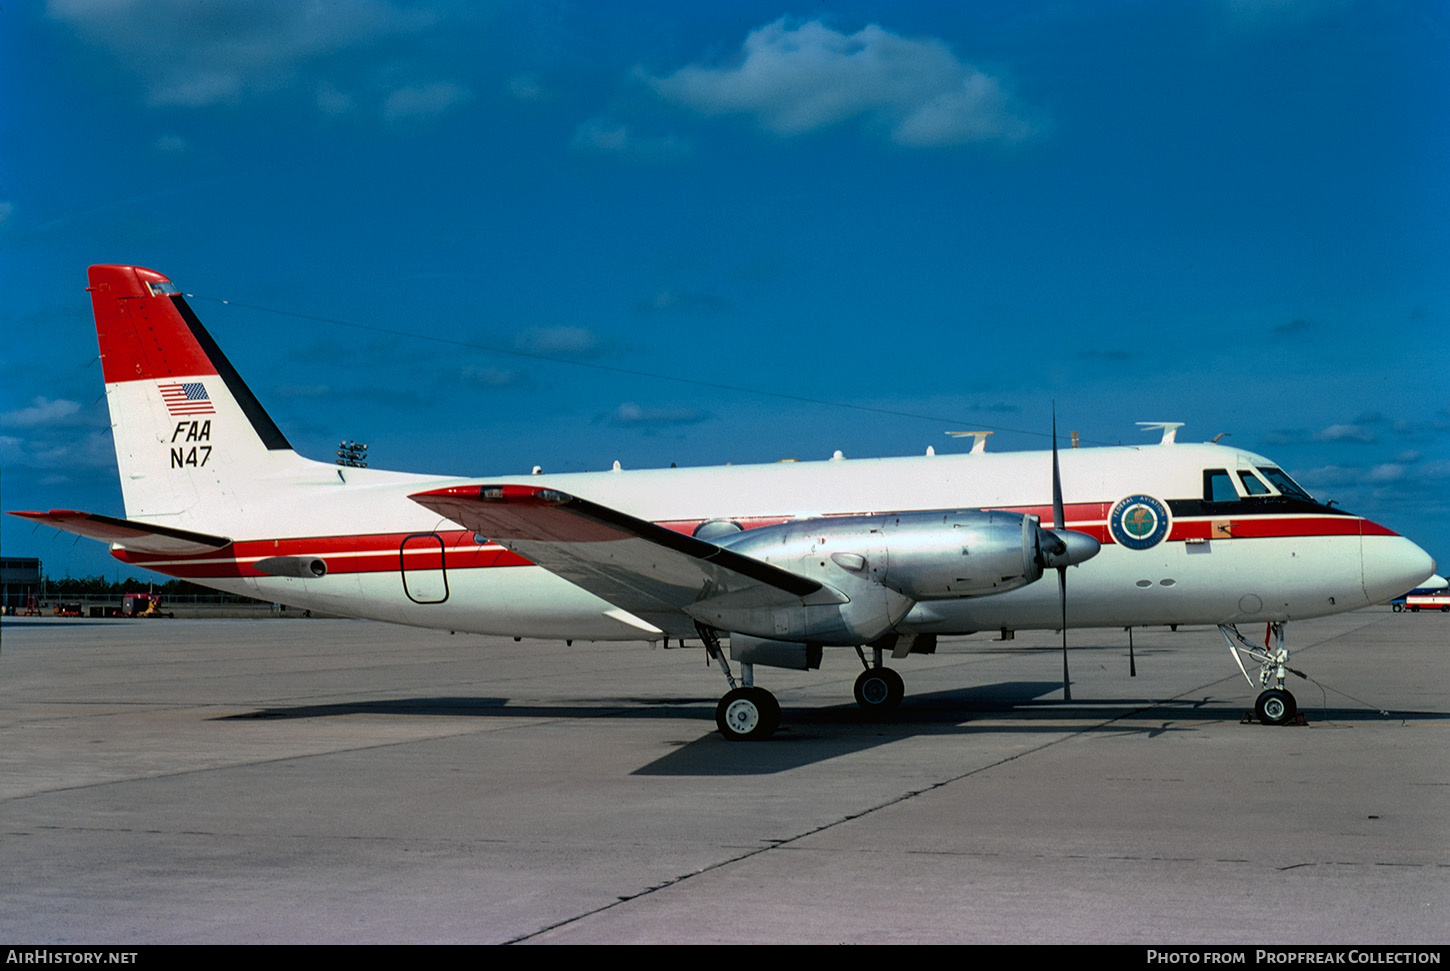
[1053,406,1071,702]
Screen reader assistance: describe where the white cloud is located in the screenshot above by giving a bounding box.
[382,82,471,124]
[1313,423,1376,444]
[634,289,728,315]
[1223,0,1353,28]
[513,326,608,358]
[271,384,333,399]
[571,117,690,159]
[48,0,442,111]
[647,19,1037,147]
[507,74,545,102]
[1299,458,1450,493]
[0,429,115,471]
[315,83,355,116]
[0,397,84,429]
[459,366,529,390]
[610,402,709,428]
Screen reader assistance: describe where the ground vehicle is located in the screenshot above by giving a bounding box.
[1394,592,1450,612]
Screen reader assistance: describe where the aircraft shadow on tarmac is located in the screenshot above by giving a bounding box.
[215,681,1442,777]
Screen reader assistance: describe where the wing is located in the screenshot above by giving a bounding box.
[410,484,844,636]
[8,509,232,556]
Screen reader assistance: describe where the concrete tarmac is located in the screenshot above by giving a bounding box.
[1,609,1445,944]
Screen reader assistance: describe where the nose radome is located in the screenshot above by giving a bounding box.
[1361,533,1437,605]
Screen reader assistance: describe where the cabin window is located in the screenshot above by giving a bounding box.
[1203,469,1237,502]
[1238,471,1271,495]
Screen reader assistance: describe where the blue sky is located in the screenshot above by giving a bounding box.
[3,0,1447,581]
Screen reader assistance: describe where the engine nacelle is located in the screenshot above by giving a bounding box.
[872,509,1046,599]
[722,508,1049,598]
[688,509,1082,646]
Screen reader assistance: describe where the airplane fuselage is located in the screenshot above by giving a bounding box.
[107,438,1419,642]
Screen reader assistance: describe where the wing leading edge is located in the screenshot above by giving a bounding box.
[410,484,845,636]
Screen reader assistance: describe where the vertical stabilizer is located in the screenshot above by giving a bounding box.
[89,265,312,522]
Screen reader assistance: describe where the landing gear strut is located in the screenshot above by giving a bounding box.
[1219,622,1303,726]
[852,646,904,713]
[698,624,781,741]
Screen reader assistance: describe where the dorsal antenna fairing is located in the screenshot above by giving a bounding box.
[1137,422,1184,445]
[947,430,993,454]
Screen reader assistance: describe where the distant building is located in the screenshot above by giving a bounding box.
[1,557,41,609]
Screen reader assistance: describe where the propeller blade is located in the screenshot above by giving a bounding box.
[1058,564,1071,701]
[1053,407,1071,701]
[1052,408,1065,534]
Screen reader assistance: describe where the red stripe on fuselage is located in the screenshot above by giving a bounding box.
[113,530,533,578]
[1166,516,1373,542]
[108,509,1392,579]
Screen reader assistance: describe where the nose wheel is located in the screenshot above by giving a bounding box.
[1254,688,1298,726]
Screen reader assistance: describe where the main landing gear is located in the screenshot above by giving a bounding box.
[698,624,782,742]
[698,629,909,740]
[853,645,904,713]
[1219,621,1303,726]
[716,686,780,741]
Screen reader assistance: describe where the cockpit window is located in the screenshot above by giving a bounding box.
[1257,466,1313,501]
[1238,471,1271,495]
[1204,469,1237,502]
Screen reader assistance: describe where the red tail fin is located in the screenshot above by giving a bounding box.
[87,265,309,520]
[88,264,291,452]
[89,265,218,384]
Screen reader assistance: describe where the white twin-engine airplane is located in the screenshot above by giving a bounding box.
[12,265,1437,740]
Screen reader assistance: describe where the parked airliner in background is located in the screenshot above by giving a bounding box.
[10,266,1437,739]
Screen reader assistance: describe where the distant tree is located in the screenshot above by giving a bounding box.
[41,574,267,603]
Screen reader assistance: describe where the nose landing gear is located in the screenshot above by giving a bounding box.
[1254,687,1298,726]
[1219,622,1305,726]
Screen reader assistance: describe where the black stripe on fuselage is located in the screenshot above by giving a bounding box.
[171,295,292,451]
[1167,496,1354,518]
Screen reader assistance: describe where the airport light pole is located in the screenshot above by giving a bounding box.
[336,440,369,468]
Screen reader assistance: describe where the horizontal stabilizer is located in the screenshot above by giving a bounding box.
[9,509,232,555]
[410,484,841,635]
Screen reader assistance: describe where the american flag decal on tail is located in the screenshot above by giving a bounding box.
[159,381,216,416]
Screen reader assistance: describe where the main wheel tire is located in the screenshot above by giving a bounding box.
[1255,688,1297,726]
[716,686,780,741]
[853,666,905,713]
